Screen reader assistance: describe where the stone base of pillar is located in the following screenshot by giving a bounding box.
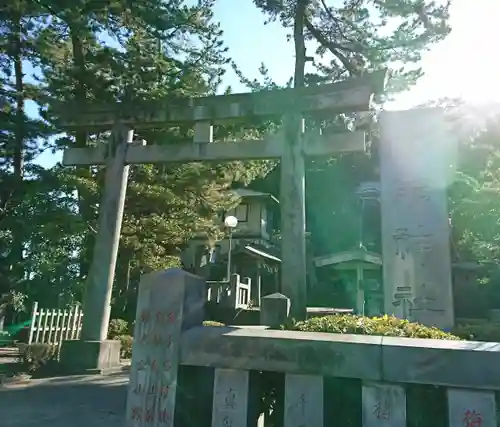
[59,339,122,375]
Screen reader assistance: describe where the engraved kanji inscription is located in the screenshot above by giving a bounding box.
[222,415,233,427]
[373,398,390,420]
[223,387,237,410]
[158,409,172,424]
[392,285,413,318]
[463,409,482,427]
[160,385,170,397]
[131,406,143,421]
[145,407,154,423]
[141,310,151,322]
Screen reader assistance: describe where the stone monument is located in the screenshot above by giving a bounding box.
[380,108,456,329]
[125,268,205,427]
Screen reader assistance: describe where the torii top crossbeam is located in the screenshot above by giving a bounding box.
[58,70,387,130]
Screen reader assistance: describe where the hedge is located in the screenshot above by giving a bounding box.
[453,321,500,342]
[108,318,130,339]
[287,314,461,340]
[17,342,57,373]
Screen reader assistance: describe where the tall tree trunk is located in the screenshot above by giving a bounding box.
[293,0,308,89]
[0,12,26,329]
[279,0,309,318]
[70,27,95,281]
[10,13,25,285]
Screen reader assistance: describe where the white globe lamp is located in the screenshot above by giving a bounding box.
[224,215,238,229]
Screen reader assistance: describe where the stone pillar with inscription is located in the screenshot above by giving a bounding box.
[212,368,250,427]
[380,108,456,329]
[447,388,497,427]
[284,373,324,427]
[362,382,406,427]
[125,268,205,427]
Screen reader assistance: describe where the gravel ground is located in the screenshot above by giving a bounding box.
[0,373,129,427]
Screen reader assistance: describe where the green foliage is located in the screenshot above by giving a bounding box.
[108,318,129,339]
[286,314,460,340]
[108,320,134,359]
[0,0,57,303]
[253,0,450,93]
[17,343,57,373]
[7,291,27,313]
[204,315,459,340]
[117,335,133,359]
[453,321,500,342]
[448,118,500,264]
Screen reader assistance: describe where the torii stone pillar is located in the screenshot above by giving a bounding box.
[60,124,133,373]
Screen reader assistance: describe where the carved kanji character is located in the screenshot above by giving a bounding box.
[373,399,390,420]
[145,407,154,423]
[158,409,171,424]
[463,409,482,427]
[140,310,151,323]
[167,311,176,323]
[131,407,142,421]
[160,385,170,397]
[133,382,143,395]
[156,310,165,323]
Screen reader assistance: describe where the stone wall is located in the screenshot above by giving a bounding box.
[125,268,500,427]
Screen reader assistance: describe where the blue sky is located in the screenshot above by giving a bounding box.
[214,0,500,106]
[34,0,500,167]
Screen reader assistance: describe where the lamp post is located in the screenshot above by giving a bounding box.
[224,215,238,280]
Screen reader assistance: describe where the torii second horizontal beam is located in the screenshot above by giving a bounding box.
[62,131,365,166]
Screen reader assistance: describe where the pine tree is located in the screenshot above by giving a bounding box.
[30,0,273,317]
[250,0,452,257]
[0,0,54,318]
[254,0,450,91]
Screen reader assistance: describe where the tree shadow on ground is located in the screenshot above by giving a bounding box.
[0,373,129,427]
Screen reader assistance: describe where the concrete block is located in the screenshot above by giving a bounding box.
[181,327,383,380]
[59,339,121,374]
[260,293,290,328]
[381,336,500,389]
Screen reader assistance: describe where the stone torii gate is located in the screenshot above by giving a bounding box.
[58,70,386,373]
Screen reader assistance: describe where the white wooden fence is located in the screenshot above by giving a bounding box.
[207,274,252,309]
[28,302,83,347]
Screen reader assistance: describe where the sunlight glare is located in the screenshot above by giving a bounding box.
[390,0,500,110]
